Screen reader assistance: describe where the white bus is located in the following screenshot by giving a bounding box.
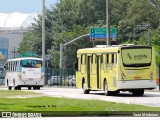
[4,57,44,90]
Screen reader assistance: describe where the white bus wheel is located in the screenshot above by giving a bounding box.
[8,86,12,90]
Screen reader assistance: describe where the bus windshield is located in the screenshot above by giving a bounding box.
[122,48,151,67]
[20,59,42,68]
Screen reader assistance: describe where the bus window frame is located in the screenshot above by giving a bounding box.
[121,46,152,67]
[20,59,42,68]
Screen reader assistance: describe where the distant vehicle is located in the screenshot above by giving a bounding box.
[4,57,44,90]
[68,76,76,86]
[48,75,76,86]
[76,45,156,96]
[48,76,60,85]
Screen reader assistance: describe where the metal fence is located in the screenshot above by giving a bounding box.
[0,67,76,87]
[0,68,5,85]
[46,68,76,87]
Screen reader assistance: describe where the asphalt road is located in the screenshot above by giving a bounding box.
[0,85,160,107]
[26,86,160,107]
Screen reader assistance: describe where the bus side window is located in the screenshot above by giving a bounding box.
[7,62,10,71]
[13,62,15,71]
[9,62,11,71]
[81,55,82,64]
[111,54,114,64]
[114,54,117,64]
[106,54,109,64]
[12,62,14,71]
[14,61,16,71]
[91,54,93,64]
[101,54,103,64]
[15,61,17,71]
[101,54,104,69]
[10,62,12,71]
[13,61,15,71]
[11,62,13,71]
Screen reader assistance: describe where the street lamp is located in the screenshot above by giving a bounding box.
[106,0,110,45]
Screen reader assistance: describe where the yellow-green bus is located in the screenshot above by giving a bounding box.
[75,45,156,96]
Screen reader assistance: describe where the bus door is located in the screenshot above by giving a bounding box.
[87,56,91,88]
[97,55,101,89]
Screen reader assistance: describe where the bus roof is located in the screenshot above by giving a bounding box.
[77,45,152,54]
[6,57,43,62]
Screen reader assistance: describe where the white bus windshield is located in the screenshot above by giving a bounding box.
[20,59,42,68]
[122,48,151,67]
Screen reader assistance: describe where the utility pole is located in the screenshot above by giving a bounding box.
[14,47,16,58]
[106,0,110,45]
[148,28,150,46]
[59,34,89,86]
[42,0,46,83]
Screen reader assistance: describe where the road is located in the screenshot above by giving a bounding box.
[0,86,160,107]
[26,86,160,107]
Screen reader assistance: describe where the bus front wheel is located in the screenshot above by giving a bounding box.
[104,81,111,96]
[82,81,89,94]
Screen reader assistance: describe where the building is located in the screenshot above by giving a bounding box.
[0,12,38,61]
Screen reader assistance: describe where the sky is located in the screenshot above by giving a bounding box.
[0,0,58,13]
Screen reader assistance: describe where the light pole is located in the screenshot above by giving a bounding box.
[59,34,90,86]
[42,0,45,83]
[106,0,110,45]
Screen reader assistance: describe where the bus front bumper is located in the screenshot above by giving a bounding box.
[117,80,156,90]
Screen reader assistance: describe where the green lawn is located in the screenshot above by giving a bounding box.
[0,90,160,116]
[0,96,160,111]
[0,90,43,98]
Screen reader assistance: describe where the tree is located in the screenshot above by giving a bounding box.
[18,0,160,67]
[118,0,160,43]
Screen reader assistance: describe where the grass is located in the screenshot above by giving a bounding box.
[0,96,160,111]
[0,90,160,116]
[0,90,43,98]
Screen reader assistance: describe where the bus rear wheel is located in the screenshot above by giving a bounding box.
[8,86,12,90]
[14,86,21,90]
[82,81,89,94]
[28,87,32,90]
[37,87,40,90]
[132,89,144,96]
[33,86,40,90]
[104,81,111,96]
